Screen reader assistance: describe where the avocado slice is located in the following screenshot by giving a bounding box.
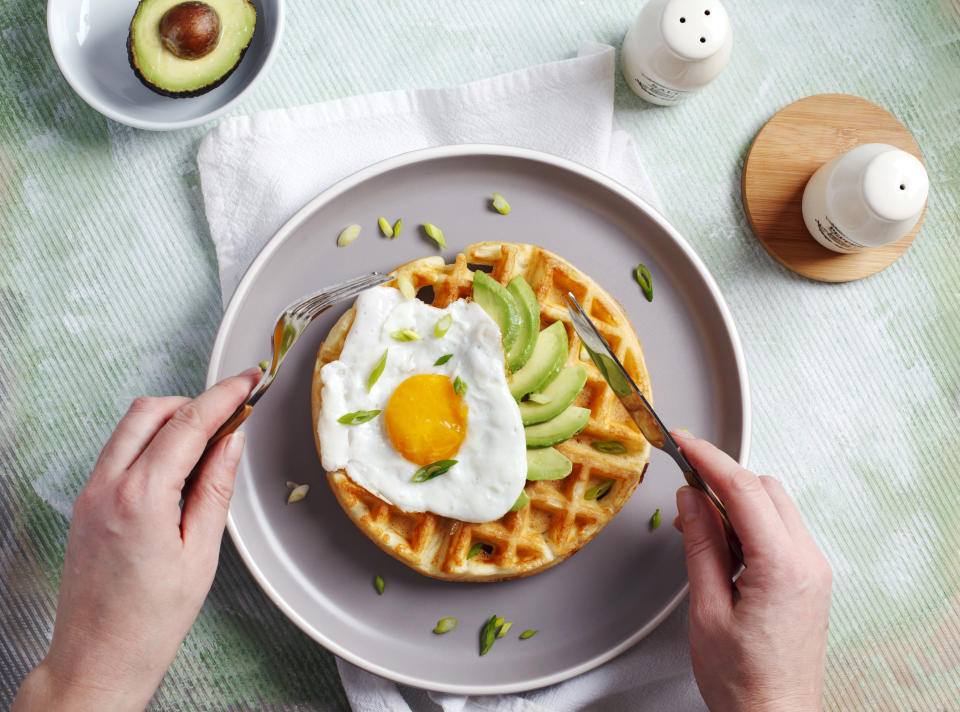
[505,276,539,372]
[524,406,590,448]
[518,365,587,426]
[526,447,573,481]
[128,0,257,98]
[472,270,522,355]
[509,490,530,512]
[508,321,568,401]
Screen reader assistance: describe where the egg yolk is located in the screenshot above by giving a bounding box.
[384,374,468,466]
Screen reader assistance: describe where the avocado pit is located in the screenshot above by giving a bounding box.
[158,1,221,60]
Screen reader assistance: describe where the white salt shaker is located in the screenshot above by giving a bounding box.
[802,143,929,253]
[621,0,732,106]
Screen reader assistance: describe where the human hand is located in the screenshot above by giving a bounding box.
[671,430,832,712]
[14,368,261,712]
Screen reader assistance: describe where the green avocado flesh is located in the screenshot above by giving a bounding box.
[472,270,522,355]
[508,320,568,401]
[128,0,257,97]
[519,365,587,426]
[524,406,591,448]
[505,276,539,372]
[526,447,573,481]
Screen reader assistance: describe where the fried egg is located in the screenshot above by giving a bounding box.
[315,286,527,522]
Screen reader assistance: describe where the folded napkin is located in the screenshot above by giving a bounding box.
[198,41,704,712]
[199,42,657,303]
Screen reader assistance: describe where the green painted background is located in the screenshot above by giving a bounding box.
[1,0,958,709]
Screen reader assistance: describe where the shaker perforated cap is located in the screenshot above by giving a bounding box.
[861,148,929,223]
[659,0,730,61]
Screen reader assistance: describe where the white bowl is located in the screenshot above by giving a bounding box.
[46,0,284,130]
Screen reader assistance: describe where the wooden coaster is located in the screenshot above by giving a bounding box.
[742,94,925,282]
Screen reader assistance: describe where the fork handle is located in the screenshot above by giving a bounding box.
[209,404,253,446]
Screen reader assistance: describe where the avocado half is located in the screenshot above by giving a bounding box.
[127,0,257,98]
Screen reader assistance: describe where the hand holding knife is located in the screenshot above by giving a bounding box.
[565,293,744,564]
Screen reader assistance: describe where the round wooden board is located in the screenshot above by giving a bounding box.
[742,93,925,282]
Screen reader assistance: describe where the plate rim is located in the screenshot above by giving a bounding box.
[207,143,752,694]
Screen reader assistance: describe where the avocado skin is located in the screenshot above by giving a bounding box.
[126,0,256,99]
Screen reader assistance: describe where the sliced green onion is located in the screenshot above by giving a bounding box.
[434,353,453,366]
[509,491,530,512]
[337,224,361,247]
[480,615,499,655]
[337,409,382,425]
[258,360,270,371]
[519,629,538,640]
[467,542,492,559]
[634,264,653,302]
[496,621,513,638]
[585,479,615,500]
[287,484,309,503]
[527,393,552,405]
[591,440,627,454]
[650,508,662,530]
[433,617,458,634]
[412,459,458,483]
[390,328,421,341]
[378,217,394,238]
[367,349,388,391]
[453,376,467,395]
[373,574,385,595]
[397,274,415,298]
[491,193,511,215]
[392,218,402,238]
[424,222,446,248]
[434,313,453,337]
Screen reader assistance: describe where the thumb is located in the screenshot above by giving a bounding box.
[677,486,734,618]
[181,431,245,559]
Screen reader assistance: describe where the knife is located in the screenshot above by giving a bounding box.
[565,293,744,564]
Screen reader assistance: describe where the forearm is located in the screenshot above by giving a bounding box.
[13,660,151,712]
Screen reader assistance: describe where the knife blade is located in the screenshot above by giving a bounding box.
[565,293,743,564]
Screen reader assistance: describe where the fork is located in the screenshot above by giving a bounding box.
[209,271,392,445]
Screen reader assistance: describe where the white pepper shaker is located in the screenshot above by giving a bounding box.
[802,143,929,253]
[621,0,732,106]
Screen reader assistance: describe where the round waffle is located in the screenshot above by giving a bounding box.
[311,242,652,582]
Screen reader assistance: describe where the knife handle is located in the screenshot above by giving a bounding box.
[681,468,744,566]
[209,403,253,446]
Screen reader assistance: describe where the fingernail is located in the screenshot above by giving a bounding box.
[671,428,694,440]
[223,431,246,467]
[240,366,263,378]
[676,486,701,523]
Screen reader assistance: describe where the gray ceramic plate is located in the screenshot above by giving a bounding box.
[207,144,750,694]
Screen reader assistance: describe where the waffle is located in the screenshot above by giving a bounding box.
[311,242,652,582]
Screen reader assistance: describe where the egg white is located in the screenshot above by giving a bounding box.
[316,286,527,523]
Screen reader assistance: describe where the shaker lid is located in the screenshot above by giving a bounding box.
[660,0,730,61]
[862,148,929,223]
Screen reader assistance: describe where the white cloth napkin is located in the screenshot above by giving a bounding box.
[197,41,704,712]
[198,42,657,304]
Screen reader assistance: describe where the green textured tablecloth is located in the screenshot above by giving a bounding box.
[2,0,959,709]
